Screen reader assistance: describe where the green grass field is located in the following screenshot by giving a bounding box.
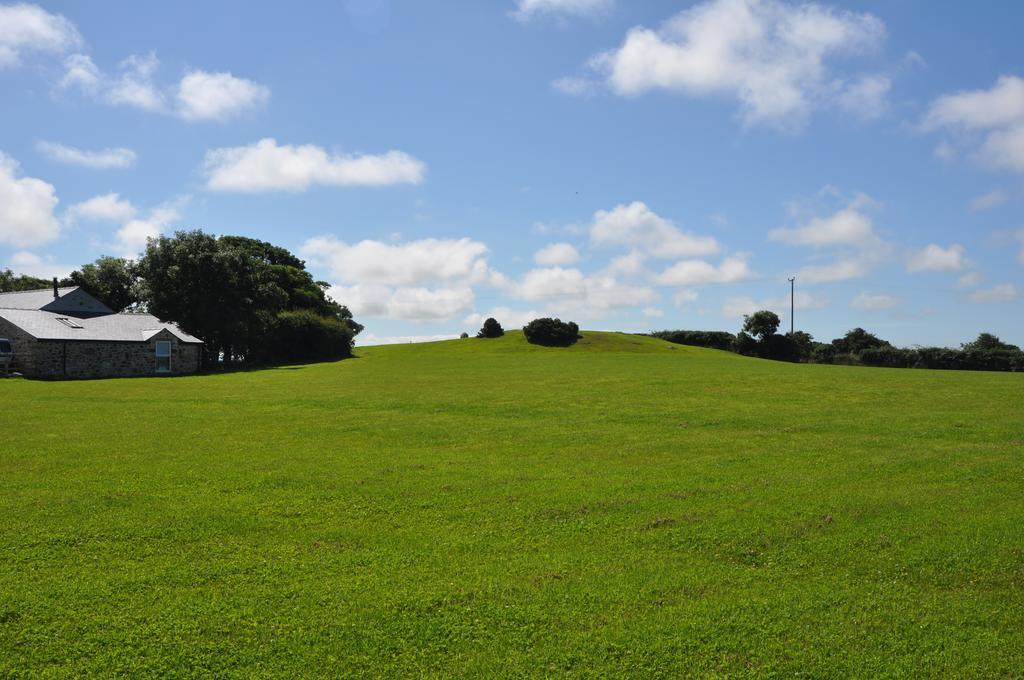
[2,331,1023,677]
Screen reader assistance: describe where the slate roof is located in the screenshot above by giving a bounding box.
[0,308,203,343]
[0,287,80,310]
[0,287,202,344]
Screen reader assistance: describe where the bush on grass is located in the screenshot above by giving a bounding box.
[523,318,580,347]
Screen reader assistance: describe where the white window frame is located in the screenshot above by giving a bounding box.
[155,340,172,373]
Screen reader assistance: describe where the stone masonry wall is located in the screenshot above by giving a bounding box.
[0,316,37,375]
[28,330,201,379]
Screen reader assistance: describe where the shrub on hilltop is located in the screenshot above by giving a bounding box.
[477,318,504,338]
[523,318,580,347]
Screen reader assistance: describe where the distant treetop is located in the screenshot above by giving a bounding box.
[523,317,579,347]
[477,317,504,339]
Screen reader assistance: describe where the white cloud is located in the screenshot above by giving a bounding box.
[59,53,99,90]
[835,73,891,120]
[9,250,41,267]
[722,289,826,319]
[2,251,73,279]
[534,242,580,266]
[60,52,164,111]
[357,333,461,347]
[850,292,900,310]
[302,236,494,287]
[325,283,389,317]
[533,219,585,236]
[775,193,888,283]
[967,284,1019,304]
[304,235,507,324]
[518,266,586,300]
[656,256,753,286]
[59,52,271,121]
[605,250,649,277]
[933,141,955,161]
[770,195,882,248]
[980,125,1024,174]
[1,252,71,280]
[105,52,165,111]
[584,274,658,309]
[788,290,828,310]
[906,243,965,273]
[956,272,982,289]
[923,75,1024,173]
[642,306,664,318]
[65,193,137,223]
[511,266,658,318]
[511,0,612,23]
[0,151,60,248]
[924,75,1024,132]
[463,307,542,330]
[36,141,136,169]
[0,3,81,68]
[970,189,1007,212]
[721,297,760,319]
[590,201,719,258]
[328,284,475,322]
[673,289,698,306]
[580,0,885,127]
[116,204,180,257]
[385,286,475,322]
[204,138,425,192]
[797,256,871,283]
[176,70,270,121]
[551,76,598,97]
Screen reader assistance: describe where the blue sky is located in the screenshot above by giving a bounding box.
[1,0,1022,346]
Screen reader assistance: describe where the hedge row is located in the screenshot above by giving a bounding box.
[650,327,1024,372]
[648,330,736,351]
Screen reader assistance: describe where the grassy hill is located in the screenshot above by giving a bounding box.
[1,331,1022,676]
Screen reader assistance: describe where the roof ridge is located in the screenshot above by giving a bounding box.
[0,307,203,343]
[0,286,78,296]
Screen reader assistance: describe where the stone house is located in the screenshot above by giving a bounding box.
[0,283,203,379]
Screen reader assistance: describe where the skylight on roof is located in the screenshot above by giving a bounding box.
[56,317,84,329]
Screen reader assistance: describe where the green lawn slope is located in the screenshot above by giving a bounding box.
[1,331,1022,676]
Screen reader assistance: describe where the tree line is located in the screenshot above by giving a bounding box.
[651,310,1024,372]
[2,231,362,367]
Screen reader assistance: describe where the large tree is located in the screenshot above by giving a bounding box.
[742,310,780,342]
[136,230,361,364]
[69,256,139,312]
[962,332,1019,352]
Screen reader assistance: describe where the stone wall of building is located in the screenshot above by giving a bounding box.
[0,316,38,376]
[25,330,201,379]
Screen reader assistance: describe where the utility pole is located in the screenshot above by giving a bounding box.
[788,277,795,335]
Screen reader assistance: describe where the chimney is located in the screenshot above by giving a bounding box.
[53,277,59,299]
